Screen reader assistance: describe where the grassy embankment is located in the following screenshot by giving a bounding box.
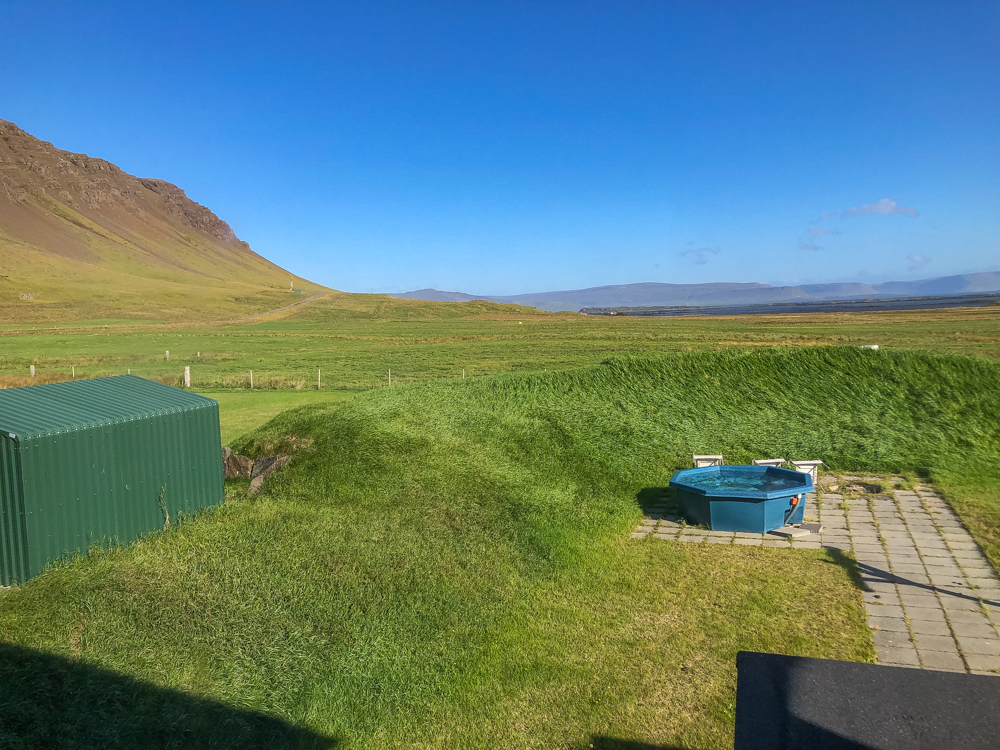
[3,348,998,748]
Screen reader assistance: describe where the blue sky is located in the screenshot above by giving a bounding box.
[2,1,998,294]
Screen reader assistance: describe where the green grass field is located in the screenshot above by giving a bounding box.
[3,348,999,748]
[1,298,999,748]
[2,295,999,392]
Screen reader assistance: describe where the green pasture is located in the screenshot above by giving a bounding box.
[2,348,998,748]
[1,298,999,392]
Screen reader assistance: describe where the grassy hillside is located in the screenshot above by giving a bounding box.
[5,347,997,747]
[0,118,326,323]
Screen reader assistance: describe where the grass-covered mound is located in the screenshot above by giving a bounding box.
[3,347,997,748]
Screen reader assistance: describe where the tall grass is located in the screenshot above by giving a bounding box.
[233,346,1000,562]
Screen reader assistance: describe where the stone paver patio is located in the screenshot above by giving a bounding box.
[632,475,1000,675]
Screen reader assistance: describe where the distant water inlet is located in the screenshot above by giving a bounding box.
[669,465,813,533]
[583,291,1000,317]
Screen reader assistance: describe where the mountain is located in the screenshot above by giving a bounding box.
[0,119,324,323]
[390,273,1000,312]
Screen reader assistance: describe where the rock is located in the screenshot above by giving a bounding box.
[248,455,292,493]
[222,447,254,479]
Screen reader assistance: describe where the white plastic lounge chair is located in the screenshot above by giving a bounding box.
[791,460,825,484]
[754,458,786,468]
[693,454,724,468]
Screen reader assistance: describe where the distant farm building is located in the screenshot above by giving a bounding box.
[0,376,224,585]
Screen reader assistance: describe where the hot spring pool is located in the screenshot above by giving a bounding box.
[668,465,813,533]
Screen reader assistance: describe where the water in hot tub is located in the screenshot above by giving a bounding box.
[691,469,802,493]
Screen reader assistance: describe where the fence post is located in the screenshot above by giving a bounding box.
[72,366,75,379]
[30,365,35,377]
[184,366,191,388]
[166,350,169,361]
[463,369,465,379]
[388,369,391,386]
[318,368,321,390]
[250,370,253,389]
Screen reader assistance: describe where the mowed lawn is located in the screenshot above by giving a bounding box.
[4,348,999,748]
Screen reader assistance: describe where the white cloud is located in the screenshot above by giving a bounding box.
[681,246,720,265]
[798,240,823,251]
[906,253,932,271]
[842,198,918,218]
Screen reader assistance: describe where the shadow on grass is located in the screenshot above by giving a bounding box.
[635,487,676,517]
[0,643,336,749]
[820,547,867,590]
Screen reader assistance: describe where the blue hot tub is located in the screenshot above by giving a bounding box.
[668,465,813,533]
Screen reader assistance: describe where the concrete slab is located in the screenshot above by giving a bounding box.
[966,654,1000,672]
[947,609,992,625]
[854,543,885,553]
[874,630,913,650]
[768,526,811,539]
[892,564,929,575]
[901,593,943,610]
[942,597,986,612]
[904,606,946,623]
[913,634,960,653]
[968,578,1000,591]
[909,619,952,636]
[918,650,966,671]
[866,603,906,619]
[868,616,909,632]
[956,637,1000,656]
[952,622,999,640]
[878,646,921,666]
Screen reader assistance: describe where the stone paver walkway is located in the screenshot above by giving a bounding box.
[632,475,1000,675]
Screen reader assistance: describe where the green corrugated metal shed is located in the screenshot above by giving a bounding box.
[0,375,223,585]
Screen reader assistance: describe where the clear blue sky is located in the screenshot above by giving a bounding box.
[2,1,998,294]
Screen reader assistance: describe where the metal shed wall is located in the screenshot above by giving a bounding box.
[0,434,29,585]
[0,376,223,585]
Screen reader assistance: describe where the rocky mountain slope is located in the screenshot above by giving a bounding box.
[0,119,323,323]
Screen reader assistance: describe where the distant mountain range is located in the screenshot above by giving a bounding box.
[390,273,1000,313]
